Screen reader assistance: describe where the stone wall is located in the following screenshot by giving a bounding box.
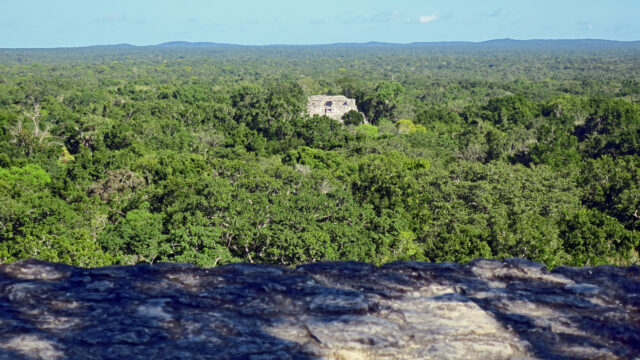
[0,258,639,359]
[307,95,360,122]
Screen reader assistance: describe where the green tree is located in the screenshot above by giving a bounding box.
[360,82,405,124]
[99,202,168,264]
[560,209,640,266]
[342,110,365,126]
[0,164,111,266]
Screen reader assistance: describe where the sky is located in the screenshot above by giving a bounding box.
[0,0,639,48]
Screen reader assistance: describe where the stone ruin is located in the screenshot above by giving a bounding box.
[307,95,361,122]
[1,258,639,359]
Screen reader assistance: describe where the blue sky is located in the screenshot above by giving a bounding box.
[1,0,638,48]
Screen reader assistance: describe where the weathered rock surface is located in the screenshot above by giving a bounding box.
[0,258,639,360]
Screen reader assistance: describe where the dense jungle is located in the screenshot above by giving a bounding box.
[1,40,639,268]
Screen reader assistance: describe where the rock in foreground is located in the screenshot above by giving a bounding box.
[0,258,639,359]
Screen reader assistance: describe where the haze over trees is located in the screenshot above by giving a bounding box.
[0,40,639,268]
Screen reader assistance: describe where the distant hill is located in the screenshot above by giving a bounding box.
[151,39,640,51]
[2,39,639,52]
[86,43,137,48]
[471,38,640,50]
[156,41,238,48]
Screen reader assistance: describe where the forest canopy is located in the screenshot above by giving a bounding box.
[0,42,639,268]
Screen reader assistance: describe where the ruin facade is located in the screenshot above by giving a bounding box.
[307,95,361,122]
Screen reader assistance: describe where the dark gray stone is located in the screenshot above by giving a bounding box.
[0,258,639,359]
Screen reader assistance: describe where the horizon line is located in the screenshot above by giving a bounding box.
[2,38,640,50]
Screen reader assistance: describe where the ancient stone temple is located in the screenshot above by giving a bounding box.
[307,95,360,122]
